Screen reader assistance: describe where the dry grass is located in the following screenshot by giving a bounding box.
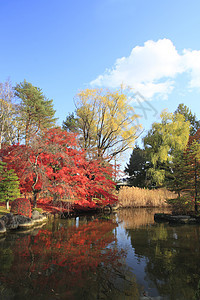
[117,186,175,208]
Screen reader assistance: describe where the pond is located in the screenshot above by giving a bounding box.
[0,208,200,300]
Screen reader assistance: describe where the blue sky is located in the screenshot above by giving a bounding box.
[1,0,200,164]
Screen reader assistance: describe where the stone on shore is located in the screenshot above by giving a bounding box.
[1,213,19,229]
[0,211,47,233]
[31,210,40,220]
[0,219,6,234]
[154,213,199,225]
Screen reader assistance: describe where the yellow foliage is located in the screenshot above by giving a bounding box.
[75,87,141,158]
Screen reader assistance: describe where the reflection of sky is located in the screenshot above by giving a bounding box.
[116,221,160,297]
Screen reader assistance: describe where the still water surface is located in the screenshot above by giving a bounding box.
[0,208,200,300]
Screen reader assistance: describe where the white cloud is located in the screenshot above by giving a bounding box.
[182,49,200,89]
[90,39,200,100]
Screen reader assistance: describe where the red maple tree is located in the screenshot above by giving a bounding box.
[0,128,117,210]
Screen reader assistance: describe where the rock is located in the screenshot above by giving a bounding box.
[18,219,34,230]
[154,213,199,225]
[188,218,197,224]
[154,213,172,222]
[16,214,33,230]
[31,210,40,220]
[32,215,47,225]
[1,213,19,229]
[1,213,34,230]
[0,212,47,233]
[16,215,32,224]
[169,215,190,224]
[0,219,6,234]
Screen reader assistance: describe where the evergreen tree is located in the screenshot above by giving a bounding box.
[166,129,200,213]
[184,130,200,212]
[124,146,149,187]
[62,112,79,133]
[0,161,20,210]
[166,150,186,197]
[14,80,57,145]
[174,103,200,135]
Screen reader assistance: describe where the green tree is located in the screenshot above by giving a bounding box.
[167,149,187,196]
[0,161,20,210]
[14,80,57,145]
[144,110,190,187]
[62,112,79,133]
[124,146,150,187]
[63,88,141,160]
[174,103,200,135]
[166,129,200,213]
[184,130,200,212]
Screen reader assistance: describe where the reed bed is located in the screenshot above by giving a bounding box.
[118,186,175,208]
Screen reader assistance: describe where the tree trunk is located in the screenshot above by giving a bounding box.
[33,191,37,208]
[53,193,58,204]
[6,200,9,210]
[195,158,198,213]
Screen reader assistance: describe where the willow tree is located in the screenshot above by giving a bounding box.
[14,80,57,145]
[144,110,190,187]
[63,88,141,159]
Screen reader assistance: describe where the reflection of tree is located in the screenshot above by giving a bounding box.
[0,247,14,273]
[127,224,200,299]
[0,218,140,299]
[117,208,171,229]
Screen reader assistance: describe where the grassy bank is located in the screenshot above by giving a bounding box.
[0,205,10,217]
[117,186,175,208]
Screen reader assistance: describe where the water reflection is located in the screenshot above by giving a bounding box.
[0,217,139,300]
[126,221,200,299]
[1,209,200,299]
[117,208,171,229]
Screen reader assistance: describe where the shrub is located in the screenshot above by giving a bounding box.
[10,198,32,218]
[167,196,194,214]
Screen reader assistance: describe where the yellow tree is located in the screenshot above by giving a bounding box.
[0,80,18,149]
[63,88,141,160]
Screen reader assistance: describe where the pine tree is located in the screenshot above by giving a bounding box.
[174,103,200,135]
[0,161,20,210]
[14,80,57,145]
[124,146,149,187]
[167,130,200,213]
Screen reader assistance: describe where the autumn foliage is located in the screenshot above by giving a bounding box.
[10,198,32,218]
[0,128,117,211]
